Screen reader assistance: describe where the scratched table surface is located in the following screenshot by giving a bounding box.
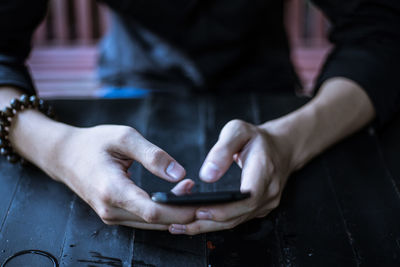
[1,91,400,267]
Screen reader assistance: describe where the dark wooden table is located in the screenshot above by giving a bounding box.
[1,92,400,267]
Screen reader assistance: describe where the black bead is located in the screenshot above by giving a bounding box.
[6,153,19,164]
[29,95,40,108]
[0,119,10,127]
[0,139,8,149]
[38,99,48,112]
[2,107,14,118]
[0,147,10,156]
[20,94,30,107]
[10,99,22,111]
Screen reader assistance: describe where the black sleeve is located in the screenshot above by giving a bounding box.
[313,0,400,127]
[0,0,48,95]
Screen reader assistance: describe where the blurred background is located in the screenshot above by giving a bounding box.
[28,0,331,99]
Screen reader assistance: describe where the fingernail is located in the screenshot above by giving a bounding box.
[166,162,185,181]
[197,210,212,220]
[200,161,220,182]
[169,224,186,234]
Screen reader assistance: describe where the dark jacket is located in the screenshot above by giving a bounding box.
[1,0,399,126]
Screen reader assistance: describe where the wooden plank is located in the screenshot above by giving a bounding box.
[98,3,110,36]
[58,197,133,267]
[377,114,400,189]
[134,230,206,267]
[30,46,98,57]
[0,165,75,265]
[309,5,328,46]
[0,97,399,266]
[205,93,283,267]
[322,129,400,265]
[51,99,149,266]
[0,100,98,266]
[0,161,23,240]
[275,157,357,266]
[34,81,98,91]
[51,0,69,44]
[254,93,358,266]
[74,0,93,44]
[201,92,256,192]
[31,71,95,80]
[139,93,204,193]
[33,19,48,46]
[285,0,304,47]
[134,93,206,267]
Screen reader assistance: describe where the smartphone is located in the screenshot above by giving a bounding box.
[151,190,251,205]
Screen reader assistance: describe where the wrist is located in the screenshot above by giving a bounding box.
[8,107,77,182]
[259,78,375,173]
[259,102,319,172]
[32,121,78,182]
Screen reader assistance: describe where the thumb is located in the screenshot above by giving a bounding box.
[199,120,253,183]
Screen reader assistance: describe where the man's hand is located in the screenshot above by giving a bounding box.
[169,77,376,235]
[169,119,292,234]
[1,87,198,230]
[37,124,197,230]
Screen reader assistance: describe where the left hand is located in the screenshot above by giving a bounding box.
[168,119,294,235]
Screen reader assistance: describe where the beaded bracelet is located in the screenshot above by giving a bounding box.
[0,95,55,164]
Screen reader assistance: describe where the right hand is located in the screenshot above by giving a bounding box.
[46,125,197,230]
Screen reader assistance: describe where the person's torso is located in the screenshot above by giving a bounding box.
[98,0,299,92]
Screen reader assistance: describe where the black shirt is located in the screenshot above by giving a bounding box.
[1,0,400,127]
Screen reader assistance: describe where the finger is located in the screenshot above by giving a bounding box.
[240,144,282,213]
[200,120,253,183]
[240,142,271,197]
[255,207,273,218]
[131,198,197,225]
[171,179,195,195]
[169,216,246,235]
[113,128,186,182]
[195,147,269,222]
[117,221,169,231]
[194,195,252,222]
[115,179,197,224]
[100,206,147,223]
[233,153,243,168]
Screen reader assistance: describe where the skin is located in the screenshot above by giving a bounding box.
[0,87,197,230]
[0,76,375,234]
[169,77,375,234]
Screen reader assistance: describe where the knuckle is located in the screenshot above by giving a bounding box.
[220,119,254,141]
[269,198,281,210]
[142,208,160,224]
[102,219,116,226]
[228,119,247,128]
[268,181,281,199]
[246,198,259,213]
[222,220,240,231]
[97,206,116,223]
[213,211,228,222]
[227,220,239,229]
[247,204,258,215]
[257,210,270,218]
[98,187,113,205]
[146,147,167,166]
[116,126,137,144]
[224,119,248,132]
[188,224,202,235]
